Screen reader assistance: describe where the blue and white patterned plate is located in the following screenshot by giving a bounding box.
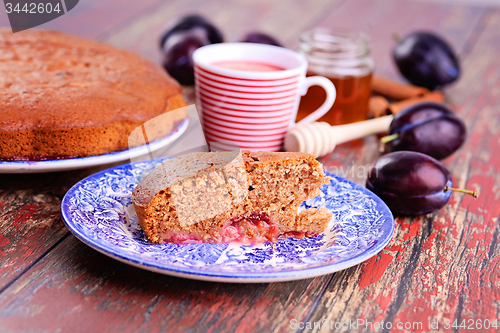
[61,160,394,283]
[0,119,188,174]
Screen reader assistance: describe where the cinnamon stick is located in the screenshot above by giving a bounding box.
[388,91,445,114]
[369,95,390,118]
[372,75,429,101]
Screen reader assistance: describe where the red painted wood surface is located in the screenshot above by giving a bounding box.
[0,236,332,332]
[0,167,114,292]
[0,1,499,332]
[103,0,342,61]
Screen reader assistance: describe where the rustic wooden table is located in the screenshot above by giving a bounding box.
[0,0,499,332]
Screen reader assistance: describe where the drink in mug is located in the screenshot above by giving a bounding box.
[212,61,286,72]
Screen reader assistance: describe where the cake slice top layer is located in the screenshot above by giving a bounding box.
[132,150,322,208]
[132,151,244,207]
[0,29,181,131]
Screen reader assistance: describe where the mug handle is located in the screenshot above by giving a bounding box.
[296,76,336,125]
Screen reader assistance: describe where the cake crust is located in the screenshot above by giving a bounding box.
[0,29,187,159]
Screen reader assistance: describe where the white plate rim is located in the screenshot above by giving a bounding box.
[0,119,189,173]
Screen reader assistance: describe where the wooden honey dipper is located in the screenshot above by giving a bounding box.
[285,75,445,156]
[284,115,393,156]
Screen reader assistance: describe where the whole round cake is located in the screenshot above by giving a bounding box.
[0,29,187,160]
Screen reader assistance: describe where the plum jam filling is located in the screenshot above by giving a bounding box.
[160,231,204,244]
[220,212,280,244]
[159,212,321,244]
[159,212,282,244]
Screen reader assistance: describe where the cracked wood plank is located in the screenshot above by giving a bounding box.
[305,5,500,333]
[0,236,332,332]
[103,0,341,61]
[0,0,496,332]
[0,168,113,292]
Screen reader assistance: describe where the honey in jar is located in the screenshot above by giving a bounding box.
[297,29,374,126]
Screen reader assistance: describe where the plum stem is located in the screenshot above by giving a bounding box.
[380,133,400,143]
[444,186,478,198]
[392,33,403,43]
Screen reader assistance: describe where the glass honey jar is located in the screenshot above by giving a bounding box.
[297,28,374,125]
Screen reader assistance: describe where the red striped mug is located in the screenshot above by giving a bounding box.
[193,43,336,152]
